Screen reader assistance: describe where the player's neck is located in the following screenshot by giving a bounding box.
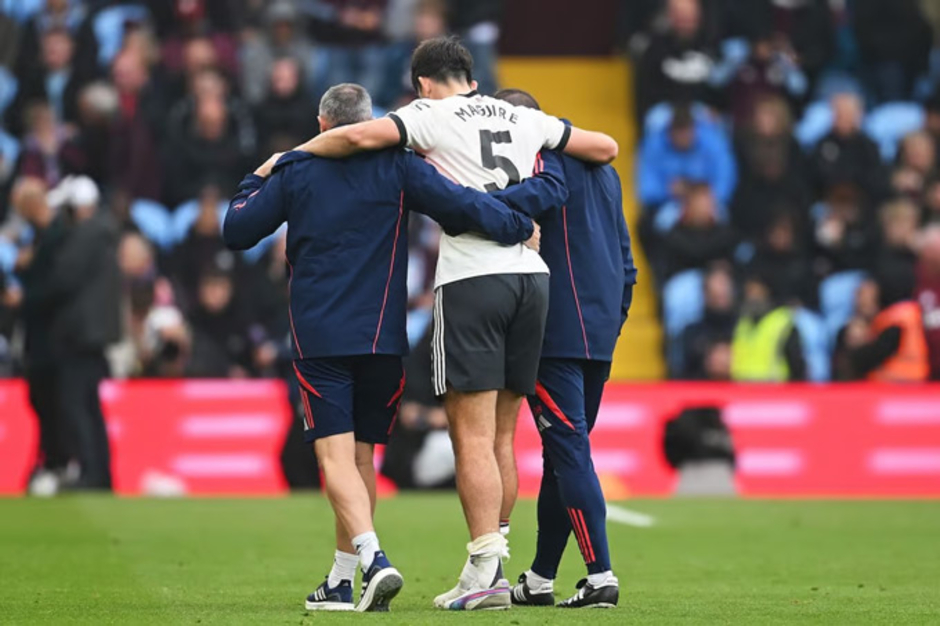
[428,81,475,100]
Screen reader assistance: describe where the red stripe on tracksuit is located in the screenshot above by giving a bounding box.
[292,362,322,429]
[285,257,303,359]
[568,507,596,563]
[563,206,591,359]
[373,190,404,354]
[535,382,576,430]
[386,371,406,435]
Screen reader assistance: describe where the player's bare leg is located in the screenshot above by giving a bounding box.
[435,389,510,610]
[495,390,523,534]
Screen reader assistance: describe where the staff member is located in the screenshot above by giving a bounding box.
[223,83,544,613]
[491,89,637,609]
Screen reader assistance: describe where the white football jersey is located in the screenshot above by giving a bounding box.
[390,92,571,287]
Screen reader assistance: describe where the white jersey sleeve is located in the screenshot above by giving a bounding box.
[523,108,571,151]
[389,99,439,153]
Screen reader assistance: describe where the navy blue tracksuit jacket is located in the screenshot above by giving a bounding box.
[223,149,536,359]
[496,151,638,361]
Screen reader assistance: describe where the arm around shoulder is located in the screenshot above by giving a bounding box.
[563,127,619,164]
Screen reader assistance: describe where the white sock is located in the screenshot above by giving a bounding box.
[467,533,507,586]
[499,519,510,536]
[327,550,358,587]
[587,570,615,587]
[525,569,553,591]
[351,531,381,572]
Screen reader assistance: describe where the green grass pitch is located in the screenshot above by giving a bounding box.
[1,496,938,624]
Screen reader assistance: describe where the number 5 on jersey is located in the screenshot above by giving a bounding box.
[480,130,520,192]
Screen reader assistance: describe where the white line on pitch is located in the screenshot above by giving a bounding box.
[607,504,656,528]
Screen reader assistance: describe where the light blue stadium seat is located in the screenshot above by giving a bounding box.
[863,102,925,162]
[0,237,17,276]
[796,100,833,149]
[662,269,705,376]
[93,4,150,68]
[0,0,43,23]
[643,101,716,136]
[130,199,174,250]
[0,129,20,175]
[793,307,831,382]
[819,270,866,346]
[0,67,17,118]
[662,269,706,341]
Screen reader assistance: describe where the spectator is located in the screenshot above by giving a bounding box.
[305,0,389,102]
[71,82,119,189]
[892,130,937,200]
[727,0,834,88]
[725,28,808,125]
[17,101,85,188]
[915,225,940,379]
[701,341,732,381]
[680,264,737,379]
[164,81,255,205]
[832,278,881,381]
[13,0,97,95]
[253,57,318,159]
[160,1,240,98]
[112,233,190,378]
[239,1,315,106]
[732,95,812,239]
[634,0,719,119]
[813,182,880,276]
[170,184,239,312]
[638,103,737,210]
[730,273,806,382]
[447,0,502,97]
[9,28,88,135]
[923,177,940,224]
[746,210,815,308]
[810,93,888,203]
[876,198,921,291]
[848,269,928,382]
[854,0,933,102]
[186,266,253,378]
[925,93,940,159]
[662,183,737,278]
[109,49,164,202]
[379,0,447,107]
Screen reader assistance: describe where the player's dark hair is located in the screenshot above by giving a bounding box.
[493,89,540,111]
[410,36,473,94]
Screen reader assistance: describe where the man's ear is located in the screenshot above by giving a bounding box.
[317,115,331,132]
[470,80,479,92]
[417,76,431,98]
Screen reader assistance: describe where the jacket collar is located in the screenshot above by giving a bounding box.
[271,150,317,173]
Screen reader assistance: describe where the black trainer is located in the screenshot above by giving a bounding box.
[511,572,555,606]
[556,576,619,609]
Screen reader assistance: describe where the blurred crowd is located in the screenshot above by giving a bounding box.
[626,0,940,382]
[0,0,500,383]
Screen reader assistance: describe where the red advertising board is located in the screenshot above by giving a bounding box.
[2,381,939,497]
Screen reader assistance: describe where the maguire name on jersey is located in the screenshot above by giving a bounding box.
[390,92,571,287]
